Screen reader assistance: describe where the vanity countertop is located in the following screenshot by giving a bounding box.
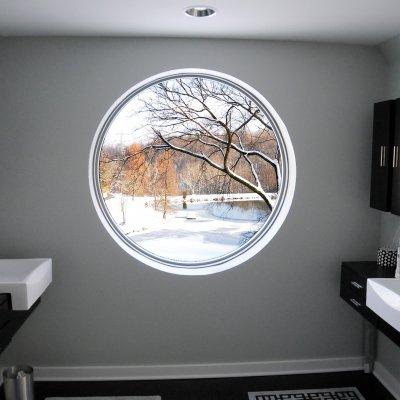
[342,261,395,279]
[0,258,52,310]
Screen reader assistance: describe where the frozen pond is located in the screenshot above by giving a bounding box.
[105,195,272,263]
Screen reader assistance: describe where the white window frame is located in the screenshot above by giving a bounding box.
[89,68,296,275]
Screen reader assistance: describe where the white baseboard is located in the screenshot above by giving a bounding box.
[13,357,363,381]
[374,361,400,400]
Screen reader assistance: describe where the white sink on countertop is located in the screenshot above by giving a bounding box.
[0,258,52,310]
[367,277,400,332]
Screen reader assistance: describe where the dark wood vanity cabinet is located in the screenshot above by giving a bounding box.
[370,99,400,215]
[340,262,378,325]
[340,262,400,347]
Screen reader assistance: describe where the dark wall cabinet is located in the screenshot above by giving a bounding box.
[370,100,394,211]
[391,99,400,215]
[370,99,400,215]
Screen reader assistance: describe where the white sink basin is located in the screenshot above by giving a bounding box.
[367,278,400,332]
[0,259,52,310]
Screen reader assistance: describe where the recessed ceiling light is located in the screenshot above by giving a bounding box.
[185,6,216,18]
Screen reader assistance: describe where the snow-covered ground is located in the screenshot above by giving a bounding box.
[104,194,273,263]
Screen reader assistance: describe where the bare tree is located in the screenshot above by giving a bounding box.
[104,77,280,211]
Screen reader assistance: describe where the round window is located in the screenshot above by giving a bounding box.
[89,69,296,275]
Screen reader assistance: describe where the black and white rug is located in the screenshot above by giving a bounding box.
[248,387,365,400]
[46,397,161,400]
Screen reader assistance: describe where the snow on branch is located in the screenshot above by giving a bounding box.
[101,76,281,211]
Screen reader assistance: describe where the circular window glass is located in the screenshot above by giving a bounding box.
[89,69,296,275]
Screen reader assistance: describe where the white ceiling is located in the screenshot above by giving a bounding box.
[1,0,400,45]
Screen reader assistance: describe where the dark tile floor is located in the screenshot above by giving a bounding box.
[1,371,394,400]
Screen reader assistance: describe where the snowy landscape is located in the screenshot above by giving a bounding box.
[99,75,281,263]
[104,193,277,262]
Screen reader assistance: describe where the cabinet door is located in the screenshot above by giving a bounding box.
[391,99,400,215]
[370,100,395,211]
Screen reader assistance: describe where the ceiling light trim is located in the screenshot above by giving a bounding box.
[185,5,216,18]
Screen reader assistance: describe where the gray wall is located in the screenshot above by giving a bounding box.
[0,38,385,367]
[376,34,400,379]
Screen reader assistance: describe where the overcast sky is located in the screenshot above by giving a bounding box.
[103,77,271,148]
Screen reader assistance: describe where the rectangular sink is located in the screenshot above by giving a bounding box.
[0,259,52,310]
[367,278,400,332]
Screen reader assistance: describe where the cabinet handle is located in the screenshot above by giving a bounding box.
[393,146,399,168]
[350,281,363,289]
[350,298,361,307]
[380,146,387,167]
